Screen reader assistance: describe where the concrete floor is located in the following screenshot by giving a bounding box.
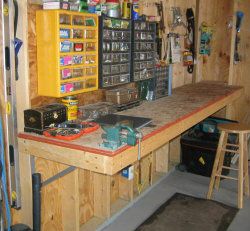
[99,169,250,231]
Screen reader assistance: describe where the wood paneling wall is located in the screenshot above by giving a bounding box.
[141,0,196,88]
[228,0,250,124]
[195,0,234,83]
[28,0,197,107]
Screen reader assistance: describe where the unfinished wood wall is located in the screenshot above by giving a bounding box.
[195,0,234,83]
[228,0,250,124]
[194,0,250,124]
[28,0,197,108]
[140,0,196,88]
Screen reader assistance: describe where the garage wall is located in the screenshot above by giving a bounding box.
[228,0,250,124]
[195,0,234,83]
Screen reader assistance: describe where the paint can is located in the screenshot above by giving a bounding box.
[61,96,78,121]
[106,0,121,18]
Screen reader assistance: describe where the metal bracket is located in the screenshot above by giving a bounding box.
[41,166,76,187]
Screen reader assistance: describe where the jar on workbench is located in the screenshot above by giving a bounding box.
[106,0,121,18]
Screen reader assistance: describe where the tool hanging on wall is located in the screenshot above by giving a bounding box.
[234,11,244,64]
[185,8,195,73]
[155,1,165,60]
[171,7,186,30]
[2,0,22,208]
[166,33,182,64]
[155,1,165,34]
[199,22,213,55]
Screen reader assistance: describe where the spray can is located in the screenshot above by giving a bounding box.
[132,0,139,20]
[61,96,78,121]
[122,0,131,19]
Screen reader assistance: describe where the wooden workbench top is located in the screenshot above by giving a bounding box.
[19,81,243,158]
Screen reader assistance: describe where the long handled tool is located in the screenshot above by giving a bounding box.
[1,0,22,208]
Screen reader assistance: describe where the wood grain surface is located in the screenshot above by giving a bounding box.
[19,81,242,155]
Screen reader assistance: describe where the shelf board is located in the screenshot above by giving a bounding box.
[134,29,155,33]
[103,27,130,31]
[60,63,97,69]
[134,39,155,42]
[60,24,97,30]
[102,61,130,65]
[60,86,98,97]
[59,38,98,42]
[60,51,97,56]
[60,75,97,83]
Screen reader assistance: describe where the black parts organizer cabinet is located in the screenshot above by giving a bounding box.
[154,65,172,99]
[132,21,157,82]
[99,15,132,88]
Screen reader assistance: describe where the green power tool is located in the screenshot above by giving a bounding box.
[101,124,142,150]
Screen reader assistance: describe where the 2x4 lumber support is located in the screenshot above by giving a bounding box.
[154,143,169,173]
[93,173,111,219]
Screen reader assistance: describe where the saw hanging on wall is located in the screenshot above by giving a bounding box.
[234,11,244,64]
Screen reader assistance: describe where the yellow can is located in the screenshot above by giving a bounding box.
[122,2,131,19]
[62,96,78,121]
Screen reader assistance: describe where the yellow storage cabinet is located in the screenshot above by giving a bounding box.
[36,10,99,97]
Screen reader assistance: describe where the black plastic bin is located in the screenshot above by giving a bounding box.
[180,117,237,177]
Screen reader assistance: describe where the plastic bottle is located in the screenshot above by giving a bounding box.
[132,0,139,20]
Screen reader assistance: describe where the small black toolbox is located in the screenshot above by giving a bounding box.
[24,104,67,134]
[180,117,237,177]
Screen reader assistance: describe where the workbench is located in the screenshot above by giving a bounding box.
[17,81,243,231]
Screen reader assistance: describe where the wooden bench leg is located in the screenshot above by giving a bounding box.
[207,131,226,199]
[243,134,250,197]
[238,133,244,209]
[93,173,111,219]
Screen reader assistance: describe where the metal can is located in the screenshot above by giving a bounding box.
[61,96,78,121]
[122,1,131,19]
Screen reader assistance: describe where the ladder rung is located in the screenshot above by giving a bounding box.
[215,174,238,180]
[221,148,239,153]
[221,166,238,171]
[226,143,239,147]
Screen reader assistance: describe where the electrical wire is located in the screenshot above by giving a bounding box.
[0,117,11,231]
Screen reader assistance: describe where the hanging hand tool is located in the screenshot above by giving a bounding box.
[186,8,195,73]
[199,22,213,55]
[171,7,186,30]
[155,1,165,33]
[234,11,244,64]
[2,0,22,208]
[155,1,165,60]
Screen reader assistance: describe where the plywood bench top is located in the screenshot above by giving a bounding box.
[19,81,243,158]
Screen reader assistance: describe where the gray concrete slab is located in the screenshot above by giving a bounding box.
[100,170,250,231]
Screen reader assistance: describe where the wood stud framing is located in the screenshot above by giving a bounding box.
[5,0,249,230]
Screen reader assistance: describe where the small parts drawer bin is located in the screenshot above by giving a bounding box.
[106,88,138,105]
